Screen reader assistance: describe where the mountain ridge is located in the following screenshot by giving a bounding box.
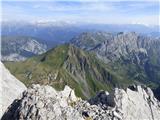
[4,44,133,99]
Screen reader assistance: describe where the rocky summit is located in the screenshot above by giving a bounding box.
[2,84,160,120]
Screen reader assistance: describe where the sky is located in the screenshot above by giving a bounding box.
[1,0,159,25]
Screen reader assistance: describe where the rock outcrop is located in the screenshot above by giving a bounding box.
[2,84,160,120]
[0,62,27,118]
[2,85,83,120]
[88,85,160,120]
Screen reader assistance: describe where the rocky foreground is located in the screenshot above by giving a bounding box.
[2,84,160,120]
[1,62,160,120]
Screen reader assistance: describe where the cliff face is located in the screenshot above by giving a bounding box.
[2,84,160,120]
[1,85,83,120]
[0,62,26,118]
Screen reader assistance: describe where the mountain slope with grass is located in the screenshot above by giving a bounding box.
[4,44,132,99]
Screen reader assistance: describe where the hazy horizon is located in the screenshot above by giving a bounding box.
[1,0,159,26]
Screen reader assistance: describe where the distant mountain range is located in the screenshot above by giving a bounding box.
[2,21,159,61]
[1,36,47,61]
[2,21,159,48]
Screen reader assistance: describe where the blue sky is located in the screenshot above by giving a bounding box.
[1,0,159,25]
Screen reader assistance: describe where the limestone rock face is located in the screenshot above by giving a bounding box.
[0,62,27,118]
[113,86,160,120]
[2,84,160,120]
[90,86,160,120]
[2,85,83,120]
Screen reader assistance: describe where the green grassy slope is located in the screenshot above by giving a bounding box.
[4,44,133,99]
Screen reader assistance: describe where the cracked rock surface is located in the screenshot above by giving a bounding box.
[2,84,160,120]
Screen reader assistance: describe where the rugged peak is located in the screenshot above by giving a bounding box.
[42,44,80,59]
[60,85,79,102]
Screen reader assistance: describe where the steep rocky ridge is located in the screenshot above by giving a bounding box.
[0,62,26,118]
[2,84,160,120]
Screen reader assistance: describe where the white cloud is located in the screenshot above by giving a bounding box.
[1,0,159,25]
[31,2,114,12]
[1,0,159,2]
